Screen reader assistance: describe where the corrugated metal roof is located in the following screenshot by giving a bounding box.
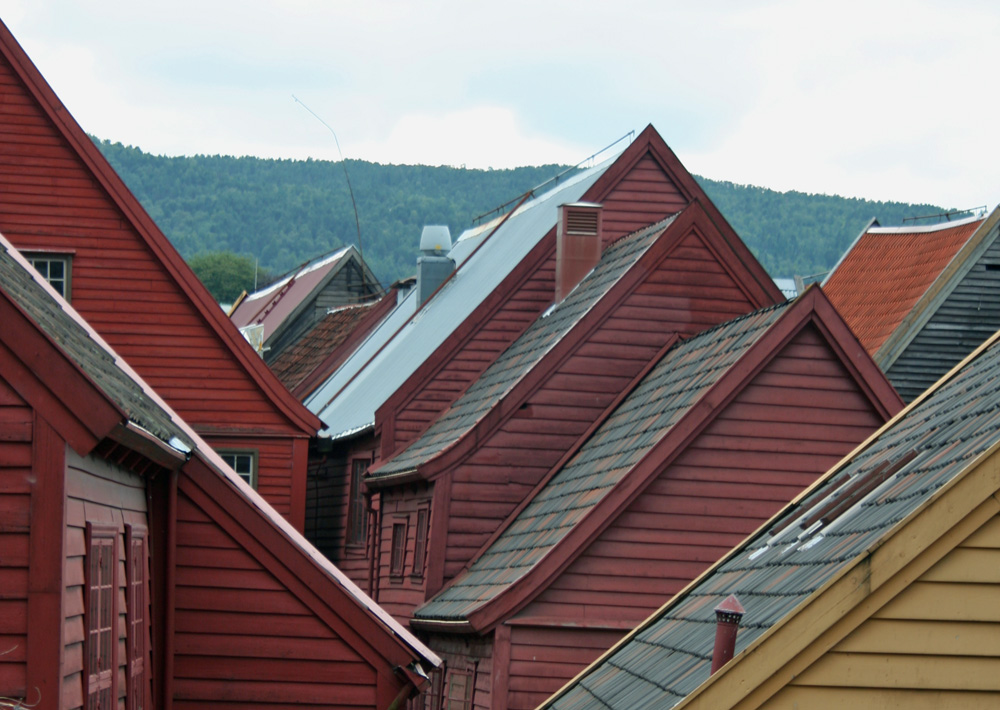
[306,157,617,439]
[416,301,790,621]
[823,216,983,355]
[230,246,351,337]
[372,215,679,479]
[269,302,378,392]
[544,322,1000,710]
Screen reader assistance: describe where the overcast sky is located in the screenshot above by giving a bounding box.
[1,1,996,211]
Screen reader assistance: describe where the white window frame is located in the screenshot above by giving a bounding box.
[219,450,258,488]
[25,252,73,299]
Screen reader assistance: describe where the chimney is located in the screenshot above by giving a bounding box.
[556,202,603,301]
[416,225,455,306]
[711,595,745,674]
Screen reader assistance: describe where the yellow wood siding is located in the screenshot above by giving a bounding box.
[766,514,1000,708]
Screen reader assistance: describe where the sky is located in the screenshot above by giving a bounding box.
[0,0,996,211]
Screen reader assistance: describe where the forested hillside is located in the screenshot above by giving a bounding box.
[96,139,947,289]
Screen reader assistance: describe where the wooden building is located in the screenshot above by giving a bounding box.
[0,234,439,709]
[407,286,901,710]
[823,209,999,402]
[303,125,784,591]
[0,18,320,529]
[230,245,382,363]
[542,318,1000,710]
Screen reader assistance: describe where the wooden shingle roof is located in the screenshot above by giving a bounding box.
[541,313,1000,709]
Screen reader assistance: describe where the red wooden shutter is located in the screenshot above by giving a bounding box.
[347,459,369,546]
[85,523,118,710]
[390,521,407,576]
[125,524,149,710]
[412,507,429,577]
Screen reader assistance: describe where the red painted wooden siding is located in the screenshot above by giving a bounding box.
[0,53,309,521]
[63,449,150,710]
[415,633,493,710]
[505,626,624,710]
[440,230,759,582]
[173,490,382,708]
[521,324,886,623]
[0,378,30,700]
[380,151,691,458]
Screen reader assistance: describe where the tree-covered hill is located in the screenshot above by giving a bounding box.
[95,139,947,289]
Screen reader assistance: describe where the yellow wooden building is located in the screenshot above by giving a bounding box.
[540,327,1000,709]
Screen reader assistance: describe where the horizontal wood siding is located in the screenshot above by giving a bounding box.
[443,230,760,581]
[389,255,558,453]
[375,484,432,622]
[774,513,1000,707]
[0,379,30,700]
[506,626,624,710]
[599,153,688,242]
[174,490,378,709]
[415,633,493,710]
[524,324,885,622]
[886,238,1000,402]
[0,54,307,515]
[64,448,149,710]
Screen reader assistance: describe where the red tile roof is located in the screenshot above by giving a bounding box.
[823,218,983,355]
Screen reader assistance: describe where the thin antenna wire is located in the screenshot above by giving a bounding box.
[293,95,372,298]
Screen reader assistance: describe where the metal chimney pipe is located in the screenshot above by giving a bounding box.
[711,594,745,674]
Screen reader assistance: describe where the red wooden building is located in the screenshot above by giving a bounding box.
[304,126,784,590]
[0,18,320,530]
[0,234,439,709]
[410,286,901,709]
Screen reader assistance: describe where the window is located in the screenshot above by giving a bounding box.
[390,520,407,576]
[445,667,475,710]
[219,450,257,487]
[412,507,429,578]
[346,458,369,546]
[26,253,72,299]
[125,525,149,710]
[85,523,118,710]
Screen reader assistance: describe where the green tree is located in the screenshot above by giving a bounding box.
[188,251,267,304]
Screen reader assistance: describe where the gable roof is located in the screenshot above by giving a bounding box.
[0,18,319,436]
[0,230,441,678]
[230,245,380,346]
[540,307,1000,710]
[305,125,784,440]
[370,213,681,481]
[413,287,899,631]
[822,214,984,356]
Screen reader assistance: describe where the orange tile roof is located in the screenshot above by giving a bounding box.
[824,218,983,355]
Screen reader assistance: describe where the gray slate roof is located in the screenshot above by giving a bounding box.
[544,321,1000,709]
[0,238,194,453]
[416,300,790,621]
[373,215,679,478]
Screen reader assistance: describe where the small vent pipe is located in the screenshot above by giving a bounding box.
[711,594,745,674]
[555,202,603,302]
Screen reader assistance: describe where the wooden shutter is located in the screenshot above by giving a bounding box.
[125,524,150,710]
[347,458,369,546]
[412,507,429,577]
[85,523,118,710]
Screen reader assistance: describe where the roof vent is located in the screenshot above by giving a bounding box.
[556,202,603,302]
[417,226,455,305]
[711,595,745,674]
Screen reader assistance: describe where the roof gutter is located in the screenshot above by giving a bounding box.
[408,617,476,634]
[109,421,190,471]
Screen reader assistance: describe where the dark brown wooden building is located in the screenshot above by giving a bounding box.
[0,18,320,530]
[0,234,439,709]
[410,287,901,710]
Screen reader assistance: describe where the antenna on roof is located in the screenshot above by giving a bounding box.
[471,130,636,226]
[293,95,376,300]
[902,206,986,224]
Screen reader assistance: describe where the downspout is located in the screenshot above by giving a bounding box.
[163,470,179,710]
[365,488,376,597]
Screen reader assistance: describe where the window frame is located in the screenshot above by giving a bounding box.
[218,449,258,488]
[444,665,476,710]
[125,524,150,710]
[345,457,369,548]
[411,506,429,579]
[84,522,119,710]
[25,251,73,300]
[389,519,408,577]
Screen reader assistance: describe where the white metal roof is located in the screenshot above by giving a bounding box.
[306,157,616,438]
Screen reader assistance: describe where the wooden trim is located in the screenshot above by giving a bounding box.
[25,413,66,707]
[492,624,511,710]
[426,474,451,597]
[290,437,307,532]
[124,523,151,710]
